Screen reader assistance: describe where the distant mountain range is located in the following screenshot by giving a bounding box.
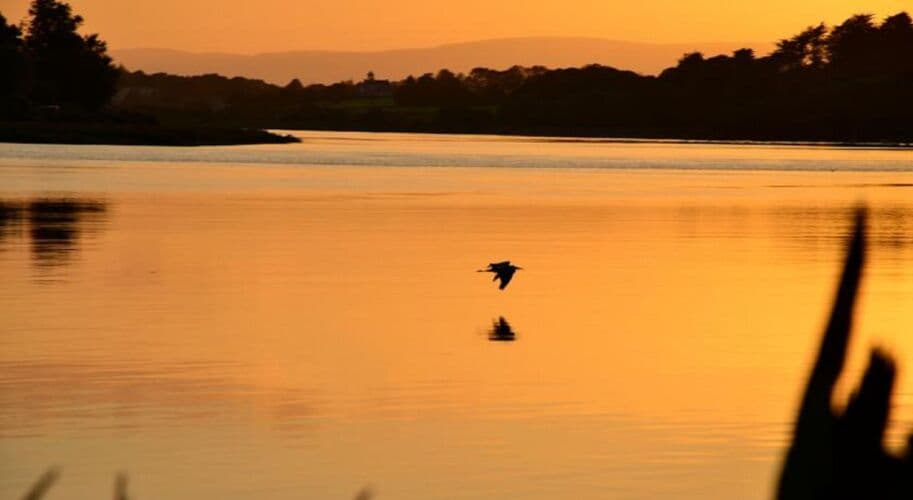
[112,37,774,85]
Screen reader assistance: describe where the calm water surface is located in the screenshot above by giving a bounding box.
[2,132,913,499]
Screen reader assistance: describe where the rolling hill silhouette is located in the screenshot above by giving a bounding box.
[112,37,773,85]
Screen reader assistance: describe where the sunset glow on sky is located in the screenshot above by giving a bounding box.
[0,0,907,52]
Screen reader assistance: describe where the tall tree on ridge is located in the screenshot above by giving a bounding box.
[24,0,117,110]
[0,12,26,99]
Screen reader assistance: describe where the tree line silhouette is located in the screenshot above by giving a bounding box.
[115,12,913,143]
[0,0,297,145]
[1,2,912,143]
[0,0,117,116]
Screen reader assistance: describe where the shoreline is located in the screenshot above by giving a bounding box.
[0,121,300,146]
[268,127,913,150]
[2,122,911,149]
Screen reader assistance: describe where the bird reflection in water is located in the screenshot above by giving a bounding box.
[488,316,517,342]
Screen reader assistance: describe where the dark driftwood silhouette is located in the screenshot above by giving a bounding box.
[777,210,913,499]
[20,468,58,500]
[20,469,128,500]
[114,472,129,500]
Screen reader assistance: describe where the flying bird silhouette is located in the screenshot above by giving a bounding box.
[477,261,522,290]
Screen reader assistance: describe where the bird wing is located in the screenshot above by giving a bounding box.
[498,269,515,289]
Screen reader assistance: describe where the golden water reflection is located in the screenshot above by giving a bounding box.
[2,158,913,499]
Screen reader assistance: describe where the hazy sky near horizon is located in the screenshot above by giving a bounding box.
[0,0,908,52]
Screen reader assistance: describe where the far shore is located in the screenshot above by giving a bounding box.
[3,122,912,149]
[0,121,300,146]
[267,126,913,150]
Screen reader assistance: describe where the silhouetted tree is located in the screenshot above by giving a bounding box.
[771,23,829,71]
[678,51,704,67]
[827,14,879,75]
[285,78,304,91]
[880,12,913,48]
[0,13,25,92]
[463,65,546,103]
[876,13,913,75]
[24,0,117,109]
[732,48,755,64]
[280,78,304,99]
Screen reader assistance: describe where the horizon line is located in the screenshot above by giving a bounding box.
[111,36,774,57]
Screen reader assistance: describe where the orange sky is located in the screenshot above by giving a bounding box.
[0,0,907,52]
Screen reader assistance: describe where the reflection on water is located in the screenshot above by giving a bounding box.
[0,200,25,243]
[774,205,913,253]
[2,134,913,500]
[28,199,107,268]
[0,359,274,435]
[0,198,107,276]
[488,316,517,342]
